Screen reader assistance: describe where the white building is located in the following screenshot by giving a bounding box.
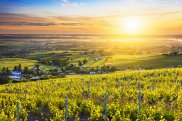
[31,76,39,80]
[90,71,96,75]
[12,71,21,75]
[9,70,22,81]
[66,70,75,75]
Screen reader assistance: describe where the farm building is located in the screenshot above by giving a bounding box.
[66,70,75,75]
[12,70,21,75]
[8,70,22,81]
[31,76,39,80]
[90,71,96,74]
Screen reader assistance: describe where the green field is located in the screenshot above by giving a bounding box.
[2,54,182,71]
[28,50,182,70]
[0,58,57,70]
[0,68,182,120]
[84,54,182,69]
[28,50,95,66]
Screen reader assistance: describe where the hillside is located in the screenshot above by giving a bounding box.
[0,68,182,120]
[0,58,57,70]
[84,54,182,69]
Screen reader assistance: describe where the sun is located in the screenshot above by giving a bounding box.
[120,17,143,35]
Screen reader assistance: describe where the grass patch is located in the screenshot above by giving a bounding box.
[0,58,57,70]
[84,54,182,69]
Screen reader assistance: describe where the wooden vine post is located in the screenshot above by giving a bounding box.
[65,96,68,121]
[88,82,90,98]
[82,79,84,98]
[138,68,142,121]
[104,92,108,117]
[16,102,20,121]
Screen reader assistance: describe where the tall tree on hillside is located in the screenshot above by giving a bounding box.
[17,64,22,72]
[23,66,29,74]
[2,67,6,75]
[13,66,17,71]
[78,60,82,67]
[83,59,87,64]
[70,64,75,68]
[6,67,10,75]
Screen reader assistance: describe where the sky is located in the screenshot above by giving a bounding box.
[0,0,182,34]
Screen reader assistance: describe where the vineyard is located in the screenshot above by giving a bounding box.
[0,68,182,121]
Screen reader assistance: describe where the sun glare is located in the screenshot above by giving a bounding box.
[120,17,143,35]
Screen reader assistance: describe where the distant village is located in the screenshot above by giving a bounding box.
[0,63,117,84]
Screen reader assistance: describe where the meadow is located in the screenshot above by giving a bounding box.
[0,68,182,120]
[1,36,182,71]
[0,58,56,70]
[84,54,182,69]
[1,54,182,72]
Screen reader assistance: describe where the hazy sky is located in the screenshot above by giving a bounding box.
[0,0,182,34]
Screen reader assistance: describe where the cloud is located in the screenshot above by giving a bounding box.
[61,0,69,3]
[59,23,84,26]
[0,13,49,22]
[0,22,56,26]
[59,0,79,8]
[0,13,86,26]
[0,13,106,27]
[0,21,86,26]
[145,11,182,16]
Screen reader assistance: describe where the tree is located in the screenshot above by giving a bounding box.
[17,64,22,72]
[1,67,6,75]
[61,68,64,73]
[13,66,17,71]
[83,59,87,64]
[78,60,82,67]
[111,66,117,72]
[70,64,75,68]
[0,76,11,84]
[6,67,10,75]
[23,66,29,74]
[33,70,37,76]
[1,67,10,76]
[35,65,40,75]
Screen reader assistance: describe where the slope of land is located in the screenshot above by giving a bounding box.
[0,58,57,70]
[0,68,182,120]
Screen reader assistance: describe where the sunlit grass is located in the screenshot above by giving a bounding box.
[0,58,56,70]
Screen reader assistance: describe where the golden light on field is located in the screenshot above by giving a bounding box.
[120,17,143,35]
